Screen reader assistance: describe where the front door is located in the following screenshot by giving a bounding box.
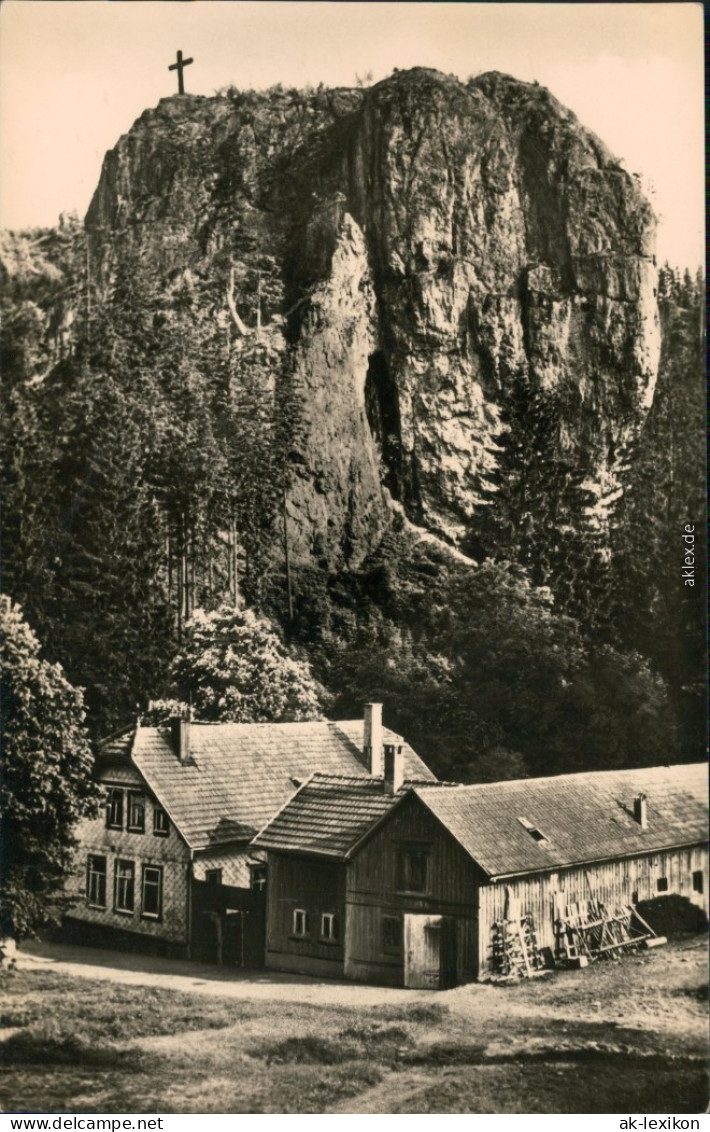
[404,913,444,989]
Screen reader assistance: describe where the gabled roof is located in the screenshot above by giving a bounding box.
[414,763,708,878]
[252,773,426,857]
[118,720,433,851]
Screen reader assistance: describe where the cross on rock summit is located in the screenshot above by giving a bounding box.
[169,50,194,95]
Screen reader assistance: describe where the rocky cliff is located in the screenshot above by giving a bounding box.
[84,67,659,567]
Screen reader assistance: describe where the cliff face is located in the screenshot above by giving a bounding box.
[85,68,659,565]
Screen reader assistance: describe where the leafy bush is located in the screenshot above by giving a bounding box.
[0,597,99,938]
[171,605,327,722]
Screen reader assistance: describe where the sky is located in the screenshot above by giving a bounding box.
[0,1,704,268]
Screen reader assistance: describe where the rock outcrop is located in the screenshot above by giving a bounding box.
[84,67,659,566]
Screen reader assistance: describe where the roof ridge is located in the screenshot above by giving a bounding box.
[415,762,706,794]
[310,772,377,780]
[136,717,370,732]
[307,772,451,787]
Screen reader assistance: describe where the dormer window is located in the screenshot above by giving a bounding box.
[517,816,548,843]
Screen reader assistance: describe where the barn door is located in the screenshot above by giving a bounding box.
[222,910,244,966]
[404,914,444,989]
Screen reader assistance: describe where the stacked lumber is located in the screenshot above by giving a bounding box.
[491,914,546,979]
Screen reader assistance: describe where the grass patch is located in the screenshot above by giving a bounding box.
[403,1040,487,1067]
[387,1053,710,1115]
[1,1027,144,1070]
[254,1023,413,1067]
[1,969,247,1041]
[677,982,708,1003]
[382,1001,449,1025]
[255,1035,358,1066]
[0,1006,35,1028]
[256,1063,384,1114]
[339,1022,410,1044]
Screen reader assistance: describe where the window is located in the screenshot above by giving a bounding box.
[397,846,430,893]
[292,909,309,936]
[126,792,145,833]
[321,913,338,942]
[250,865,267,892]
[86,855,107,908]
[141,865,163,919]
[153,807,169,838]
[692,870,704,894]
[381,915,402,955]
[656,876,669,893]
[114,859,135,913]
[205,868,222,886]
[106,788,123,830]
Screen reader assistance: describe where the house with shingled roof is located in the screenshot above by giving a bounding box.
[252,761,708,987]
[64,705,435,964]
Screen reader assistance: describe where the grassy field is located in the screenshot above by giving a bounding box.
[0,934,707,1114]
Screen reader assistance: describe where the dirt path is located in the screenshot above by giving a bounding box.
[16,935,708,1040]
[328,1069,441,1114]
[16,940,427,1008]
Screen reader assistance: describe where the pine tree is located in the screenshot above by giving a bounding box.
[607,265,706,757]
[470,369,610,628]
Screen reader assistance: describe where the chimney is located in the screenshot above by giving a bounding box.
[633,792,648,830]
[170,715,190,764]
[363,703,383,777]
[384,742,404,795]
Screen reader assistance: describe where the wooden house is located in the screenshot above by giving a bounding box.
[64,707,434,965]
[253,755,708,988]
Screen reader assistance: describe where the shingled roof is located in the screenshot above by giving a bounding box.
[252,763,707,877]
[414,763,708,878]
[252,773,432,857]
[122,720,433,851]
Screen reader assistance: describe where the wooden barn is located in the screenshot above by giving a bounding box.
[65,707,434,964]
[253,753,708,988]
